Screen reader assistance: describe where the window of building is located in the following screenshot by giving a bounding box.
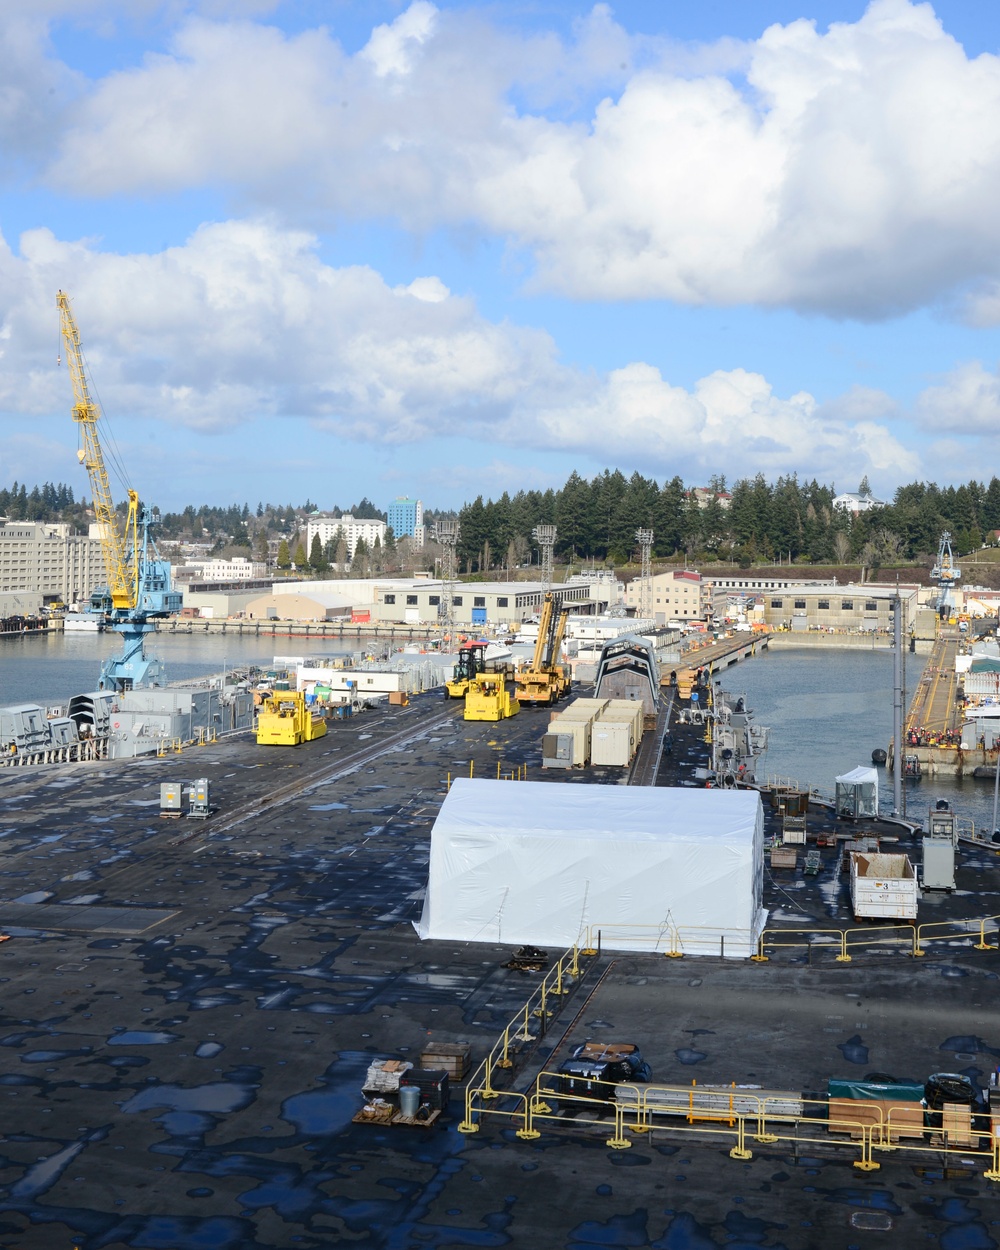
[453,596,463,606]
[474,596,486,607]
[794,599,806,609]
[841,600,853,611]
[865,601,877,612]
[818,600,830,610]
[770,599,782,608]
[384,594,395,604]
[428,595,440,606]
[497,597,508,607]
[406,595,418,605]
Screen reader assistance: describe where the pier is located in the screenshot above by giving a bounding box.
[896,627,992,777]
[666,629,770,694]
[156,617,440,641]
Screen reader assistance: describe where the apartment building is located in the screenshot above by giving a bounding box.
[306,515,387,558]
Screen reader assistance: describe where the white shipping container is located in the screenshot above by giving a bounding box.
[542,713,593,767]
[849,852,918,921]
[591,719,636,767]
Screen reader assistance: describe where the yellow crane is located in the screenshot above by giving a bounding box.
[514,592,571,707]
[57,290,181,690]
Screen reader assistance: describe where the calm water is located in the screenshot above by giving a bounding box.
[727,643,998,833]
[3,632,996,832]
[0,631,358,707]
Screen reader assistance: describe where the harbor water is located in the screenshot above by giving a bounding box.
[3,630,997,833]
[727,643,1000,834]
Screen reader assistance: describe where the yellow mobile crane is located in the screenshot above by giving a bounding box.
[514,592,571,707]
[57,291,181,690]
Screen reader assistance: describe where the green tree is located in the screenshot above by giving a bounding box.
[276,539,291,570]
[292,542,308,571]
[309,533,328,573]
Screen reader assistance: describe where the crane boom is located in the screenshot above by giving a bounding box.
[57,290,181,691]
[56,290,135,611]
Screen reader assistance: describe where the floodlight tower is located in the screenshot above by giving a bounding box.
[635,528,654,620]
[533,524,557,590]
[436,519,459,642]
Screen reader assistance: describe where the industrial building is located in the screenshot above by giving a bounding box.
[305,515,387,558]
[752,583,919,631]
[244,588,355,622]
[372,578,602,627]
[0,521,107,606]
[624,569,729,624]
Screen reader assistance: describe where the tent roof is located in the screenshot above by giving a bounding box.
[436,778,760,847]
[836,766,878,785]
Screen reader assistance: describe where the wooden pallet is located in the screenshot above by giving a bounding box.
[352,1105,395,1126]
[391,1108,442,1128]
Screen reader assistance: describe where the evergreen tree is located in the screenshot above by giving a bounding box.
[276,540,291,570]
[292,543,308,571]
[310,533,328,573]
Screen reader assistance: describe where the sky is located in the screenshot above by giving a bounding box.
[2,0,1000,513]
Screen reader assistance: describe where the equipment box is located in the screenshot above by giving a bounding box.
[399,1069,450,1111]
[419,1042,471,1080]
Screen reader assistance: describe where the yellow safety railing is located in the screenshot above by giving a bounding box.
[914,913,999,956]
[844,924,918,958]
[457,943,591,1136]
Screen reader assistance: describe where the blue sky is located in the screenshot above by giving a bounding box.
[2,0,1000,513]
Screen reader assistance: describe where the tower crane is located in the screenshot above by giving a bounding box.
[57,291,182,691]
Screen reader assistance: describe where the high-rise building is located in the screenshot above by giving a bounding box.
[387,497,424,547]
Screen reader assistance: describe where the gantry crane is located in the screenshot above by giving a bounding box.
[514,592,571,707]
[57,291,182,691]
[931,530,962,621]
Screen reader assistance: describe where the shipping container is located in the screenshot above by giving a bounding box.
[849,852,918,920]
[542,711,594,768]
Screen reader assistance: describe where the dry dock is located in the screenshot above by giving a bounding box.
[0,693,999,1248]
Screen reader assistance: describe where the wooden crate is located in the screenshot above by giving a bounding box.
[828,1098,925,1142]
[941,1103,977,1147]
[770,846,797,869]
[419,1042,471,1080]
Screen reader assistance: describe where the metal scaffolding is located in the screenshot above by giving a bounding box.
[635,528,654,620]
[436,519,460,642]
[533,524,557,590]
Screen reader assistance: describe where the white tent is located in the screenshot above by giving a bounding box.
[416,779,766,958]
[835,765,879,820]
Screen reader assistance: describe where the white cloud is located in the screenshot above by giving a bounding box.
[27,0,1000,317]
[0,219,915,488]
[915,360,1000,431]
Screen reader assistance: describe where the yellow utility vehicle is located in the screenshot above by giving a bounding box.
[464,673,520,722]
[256,690,327,746]
[445,641,488,698]
[514,593,571,708]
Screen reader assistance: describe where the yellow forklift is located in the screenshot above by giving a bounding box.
[464,672,520,722]
[514,593,571,707]
[445,641,488,698]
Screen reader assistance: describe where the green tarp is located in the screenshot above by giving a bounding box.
[828,1078,924,1101]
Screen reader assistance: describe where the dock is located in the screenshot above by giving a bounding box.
[897,627,996,777]
[666,630,769,694]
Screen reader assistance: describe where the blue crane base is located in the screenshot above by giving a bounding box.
[98,622,166,692]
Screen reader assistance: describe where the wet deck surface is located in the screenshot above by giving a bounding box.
[0,692,998,1248]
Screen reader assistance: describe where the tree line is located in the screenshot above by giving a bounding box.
[7,472,1000,573]
[453,471,1000,572]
